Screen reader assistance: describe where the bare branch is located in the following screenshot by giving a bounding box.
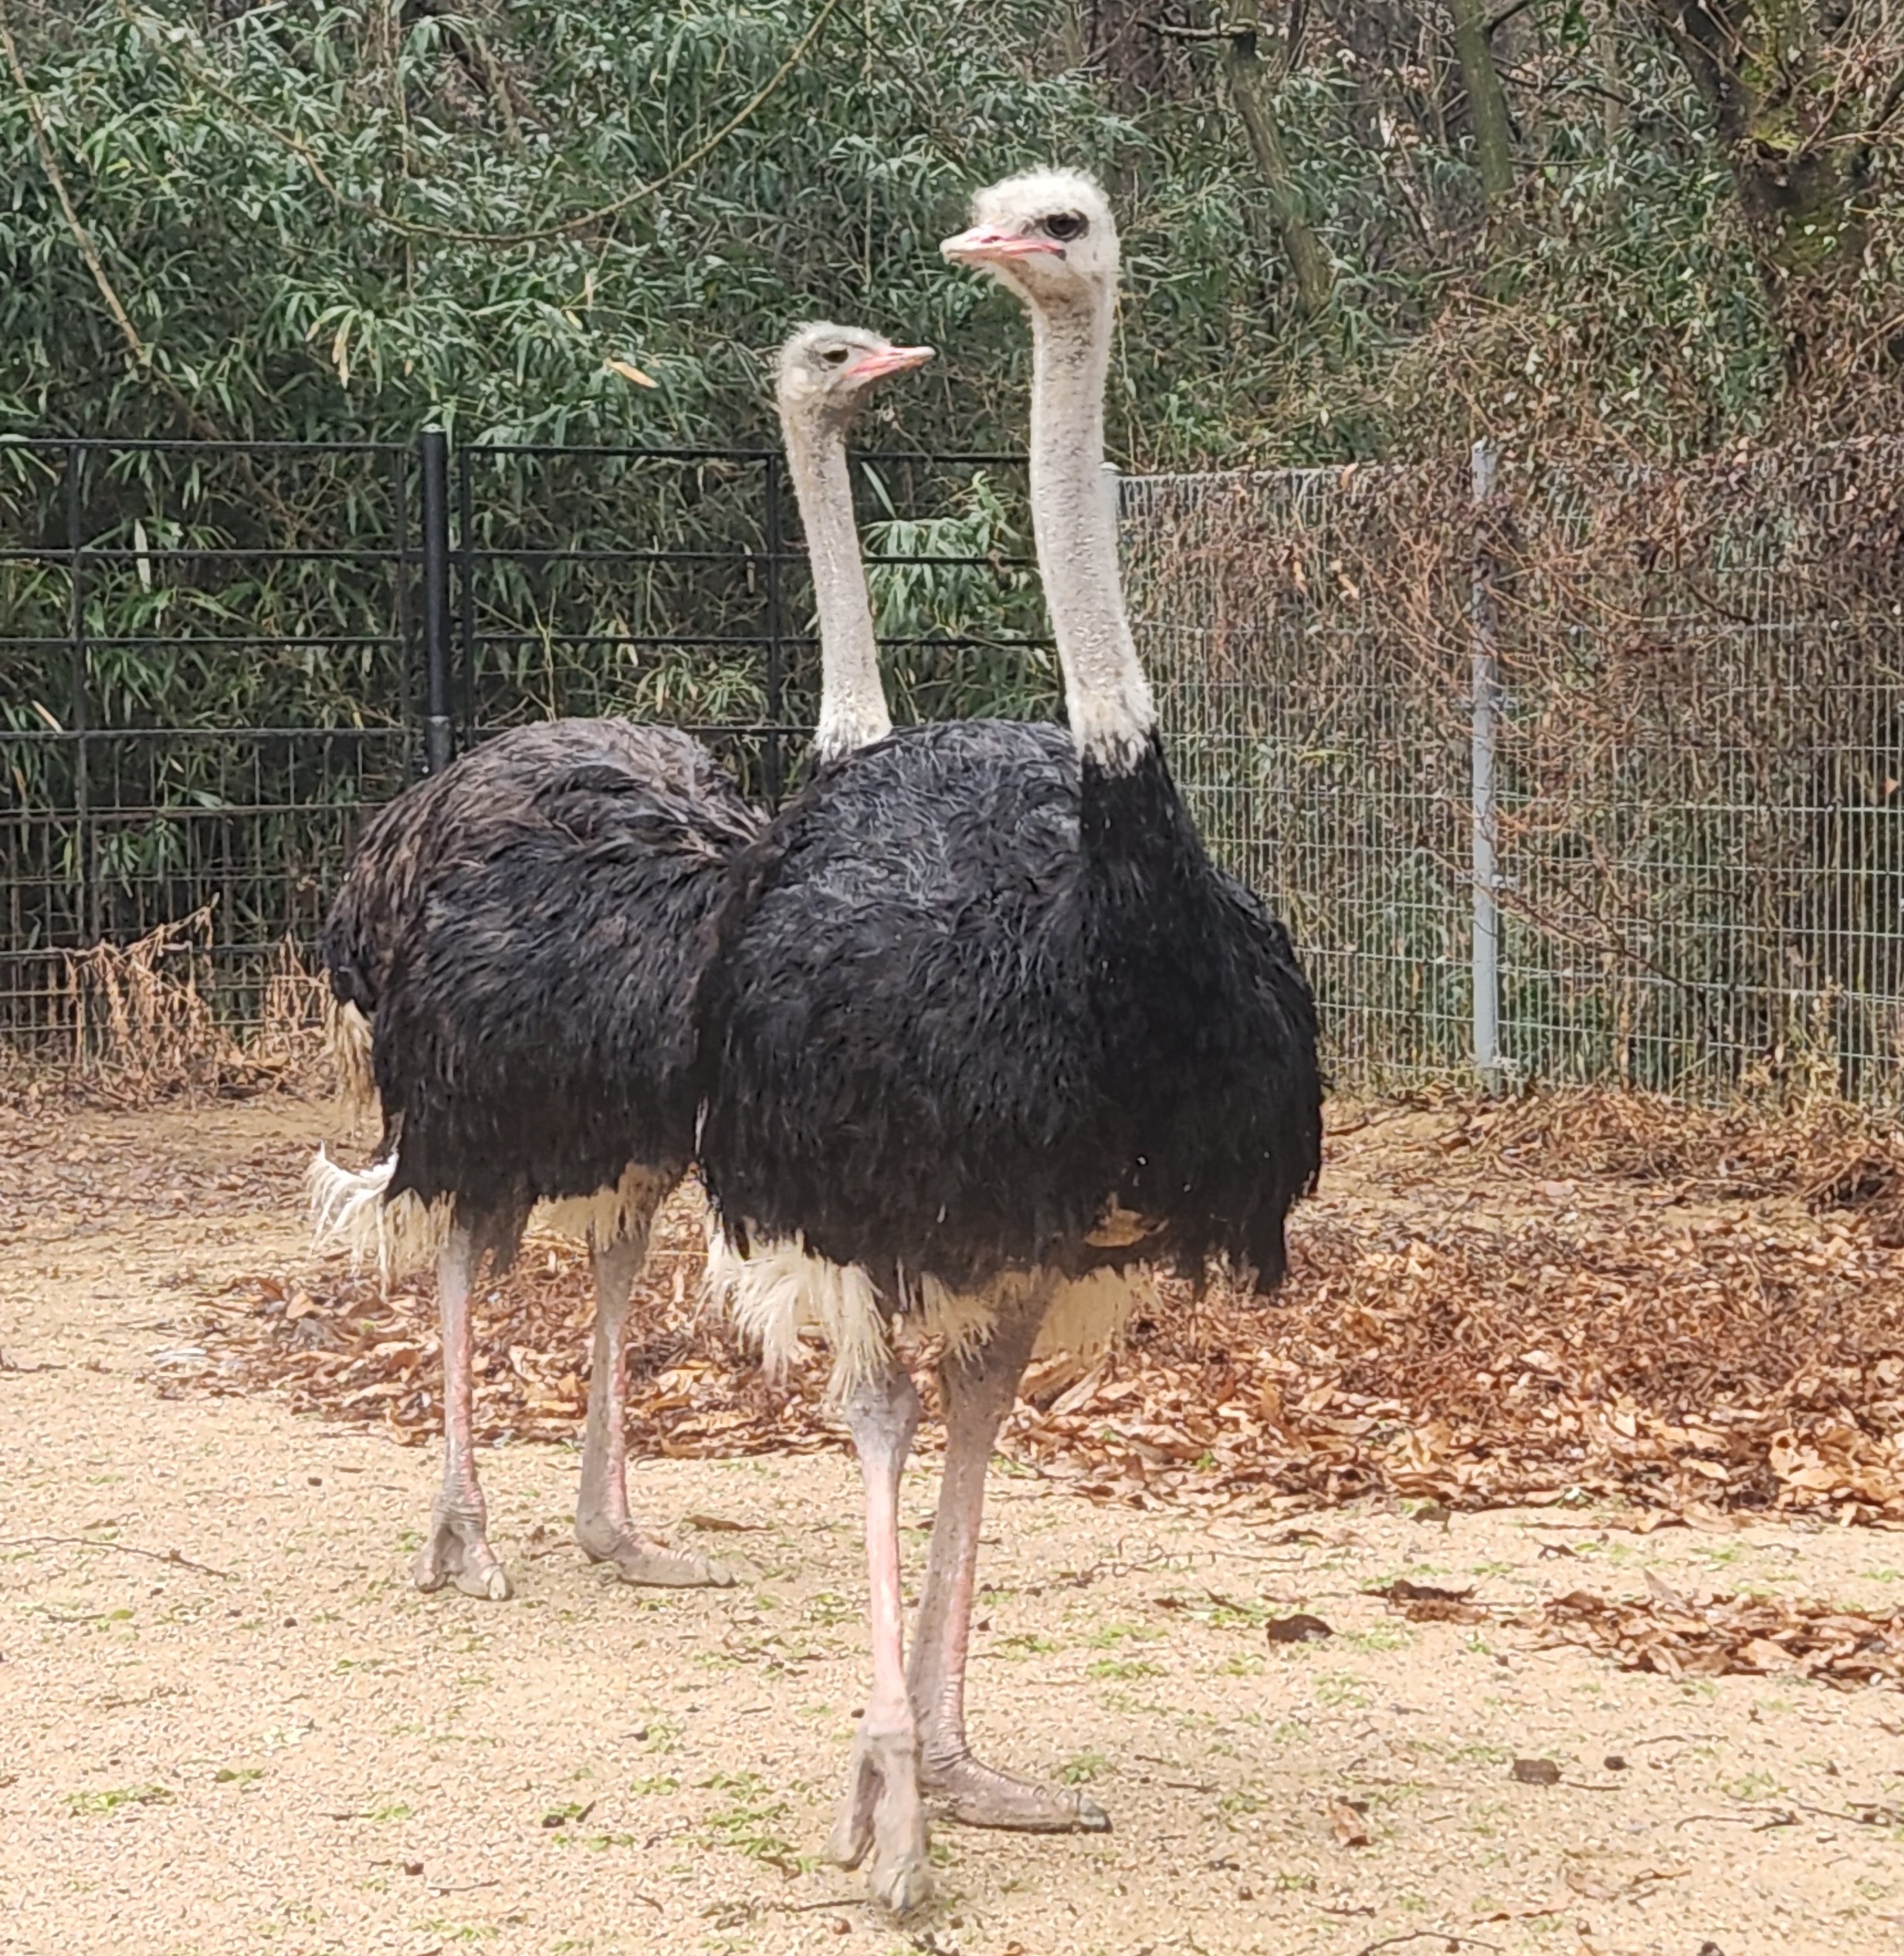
[1485,0,1547,36]
[0,1535,234,1580]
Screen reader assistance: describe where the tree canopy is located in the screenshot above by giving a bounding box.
[2,0,1899,466]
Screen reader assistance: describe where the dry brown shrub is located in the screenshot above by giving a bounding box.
[62,907,247,1101]
[1472,1086,1904,1239]
[252,934,335,1087]
[46,910,330,1107]
[1132,437,1904,1098]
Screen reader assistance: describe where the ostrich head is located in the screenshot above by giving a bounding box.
[939,169,1119,313]
[774,324,934,436]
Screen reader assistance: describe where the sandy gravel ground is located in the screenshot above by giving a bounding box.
[4,1098,1904,1956]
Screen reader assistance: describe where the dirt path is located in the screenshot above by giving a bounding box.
[4,1099,1904,1955]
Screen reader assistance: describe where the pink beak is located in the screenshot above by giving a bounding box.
[849,343,936,381]
[940,225,1065,265]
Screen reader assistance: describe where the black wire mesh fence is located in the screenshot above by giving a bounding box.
[1,436,1045,1052]
[19,431,1897,1105]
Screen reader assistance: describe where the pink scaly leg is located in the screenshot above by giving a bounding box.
[827,1362,933,1916]
[908,1294,1110,1833]
[575,1225,734,1588]
[412,1224,511,1600]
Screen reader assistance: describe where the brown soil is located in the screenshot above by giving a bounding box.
[4,1094,1904,1955]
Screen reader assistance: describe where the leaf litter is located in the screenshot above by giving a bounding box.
[1530,1585,1904,1687]
[177,1086,1904,1531]
[149,1089,1904,1710]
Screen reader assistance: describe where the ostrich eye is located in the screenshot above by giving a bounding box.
[822,345,852,367]
[1043,212,1087,242]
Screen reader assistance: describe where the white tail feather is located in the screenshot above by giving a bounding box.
[306,1148,670,1284]
[305,1146,452,1280]
[705,1227,1150,1402]
[705,1228,892,1398]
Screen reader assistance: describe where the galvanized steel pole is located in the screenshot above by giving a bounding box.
[1470,438,1502,1092]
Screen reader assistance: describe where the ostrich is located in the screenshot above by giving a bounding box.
[696,172,1322,1913]
[308,325,933,1602]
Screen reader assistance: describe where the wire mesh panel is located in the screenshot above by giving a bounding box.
[1491,440,1904,1097]
[454,446,1049,805]
[1122,464,1474,1087]
[0,439,415,1046]
[1121,440,1904,1105]
[456,445,781,793]
[1,436,1046,1056]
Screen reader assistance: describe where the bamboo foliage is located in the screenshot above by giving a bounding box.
[1,1,1898,471]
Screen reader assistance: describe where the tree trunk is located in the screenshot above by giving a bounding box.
[1448,0,1518,211]
[1221,28,1336,317]
[1642,0,1874,355]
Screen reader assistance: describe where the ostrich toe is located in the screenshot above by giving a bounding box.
[576,1519,736,1588]
[921,1754,1111,1833]
[828,1715,932,1916]
[412,1503,513,1601]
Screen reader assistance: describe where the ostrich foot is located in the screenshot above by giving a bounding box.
[920,1752,1110,1833]
[574,1516,736,1588]
[827,1716,933,1917]
[412,1502,512,1601]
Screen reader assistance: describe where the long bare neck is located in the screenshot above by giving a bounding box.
[1028,295,1155,770]
[781,414,892,763]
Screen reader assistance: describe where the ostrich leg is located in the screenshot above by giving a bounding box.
[575,1225,735,1588]
[909,1295,1111,1832]
[413,1224,512,1600]
[828,1362,933,1915]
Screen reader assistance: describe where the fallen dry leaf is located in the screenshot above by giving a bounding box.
[1530,1588,1904,1688]
[1373,1578,1489,1623]
[1265,1612,1334,1644]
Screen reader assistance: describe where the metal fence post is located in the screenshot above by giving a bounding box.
[418,428,454,773]
[456,445,476,746]
[762,451,784,806]
[1470,439,1503,1093]
[66,441,97,944]
[390,445,416,785]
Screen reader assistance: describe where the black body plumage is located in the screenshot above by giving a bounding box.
[695,718,1321,1297]
[324,718,761,1242]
